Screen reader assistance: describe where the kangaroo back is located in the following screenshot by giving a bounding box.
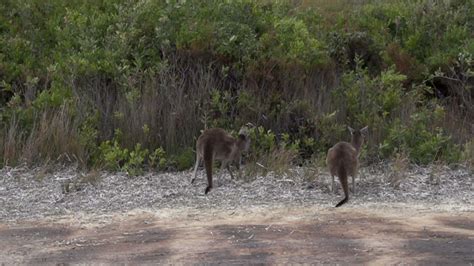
[326,126,368,207]
[192,125,252,194]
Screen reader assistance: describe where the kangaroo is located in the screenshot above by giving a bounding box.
[191,124,252,194]
[326,126,368,207]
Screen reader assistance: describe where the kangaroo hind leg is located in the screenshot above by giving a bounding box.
[191,152,201,184]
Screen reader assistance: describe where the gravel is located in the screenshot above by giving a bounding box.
[0,163,472,221]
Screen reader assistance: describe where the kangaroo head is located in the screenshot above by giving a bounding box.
[238,123,254,152]
[348,126,368,152]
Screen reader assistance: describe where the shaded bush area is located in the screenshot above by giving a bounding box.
[0,0,472,173]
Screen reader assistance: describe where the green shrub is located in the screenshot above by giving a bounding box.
[98,140,129,171]
[352,0,473,71]
[123,143,149,176]
[78,111,99,165]
[327,31,383,73]
[0,0,469,170]
[332,58,407,151]
[149,147,168,170]
[171,147,195,171]
[98,139,170,175]
[261,16,328,66]
[248,126,277,158]
[313,111,346,154]
[381,110,461,165]
[207,89,233,129]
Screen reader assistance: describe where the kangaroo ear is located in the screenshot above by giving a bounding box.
[360,126,369,135]
[245,122,255,128]
[240,122,255,136]
[348,126,355,135]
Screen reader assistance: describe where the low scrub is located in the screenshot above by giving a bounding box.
[1,0,472,172]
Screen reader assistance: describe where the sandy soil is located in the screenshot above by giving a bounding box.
[1,164,472,264]
[1,204,473,264]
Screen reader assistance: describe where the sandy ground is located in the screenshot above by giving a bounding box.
[0,165,472,264]
[1,204,473,264]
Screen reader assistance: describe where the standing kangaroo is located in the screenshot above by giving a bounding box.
[326,126,368,207]
[191,124,252,194]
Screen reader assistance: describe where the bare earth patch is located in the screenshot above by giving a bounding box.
[0,164,472,264]
[1,206,473,264]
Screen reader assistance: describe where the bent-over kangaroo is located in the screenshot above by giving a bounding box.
[191,124,252,194]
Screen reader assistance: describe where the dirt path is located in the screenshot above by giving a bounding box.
[1,205,473,264]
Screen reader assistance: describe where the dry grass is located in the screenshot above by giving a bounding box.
[243,147,298,180]
[462,139,474,172]
[1,50,471,171]
[70,54,222,155]
[69,52,338,160]
[442,104,473,145]
[1,105,83,167]
[116,56,217,153]
[388,152,409,188]
[429,163,446,186]
[62,169,102,194]
[80,169,102,186]
[2,55,336,169]
[23,106,82,165]
[1,117,21,166]
[301,164,320,184]
[266,148,298,177]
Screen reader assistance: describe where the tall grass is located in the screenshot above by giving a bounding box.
[1,105,82,166]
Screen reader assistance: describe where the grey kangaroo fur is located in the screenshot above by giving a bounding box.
[191,124,253,194]
[326,126,368,207]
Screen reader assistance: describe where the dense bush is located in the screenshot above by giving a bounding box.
[0,0,472,172]
[382,112,461,165]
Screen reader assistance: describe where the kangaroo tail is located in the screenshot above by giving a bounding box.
[335,165,349,207]
[203,144,213,194]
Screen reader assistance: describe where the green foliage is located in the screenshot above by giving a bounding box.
[96,126,173,174]
[381,109,461,165]
[261,17,328,65]
[245,126,303,176]
[339,59,405,123]
[1,0,470,170]
[78,111,99,165]
[313,111,346,154]
[327,31,382,73]
[280,133,300,152]
[123,143,149,176]
[98,139,129,171]
[149,147,168,170]
[332,58,407,152]
[98,138,171,175]
[248,126,277,158]
[352,0,473,71]
[207,89,233,129]
[170,148,195,171]
[33,80,73,109]
[429,52,473,114]
[330,56,462,164]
